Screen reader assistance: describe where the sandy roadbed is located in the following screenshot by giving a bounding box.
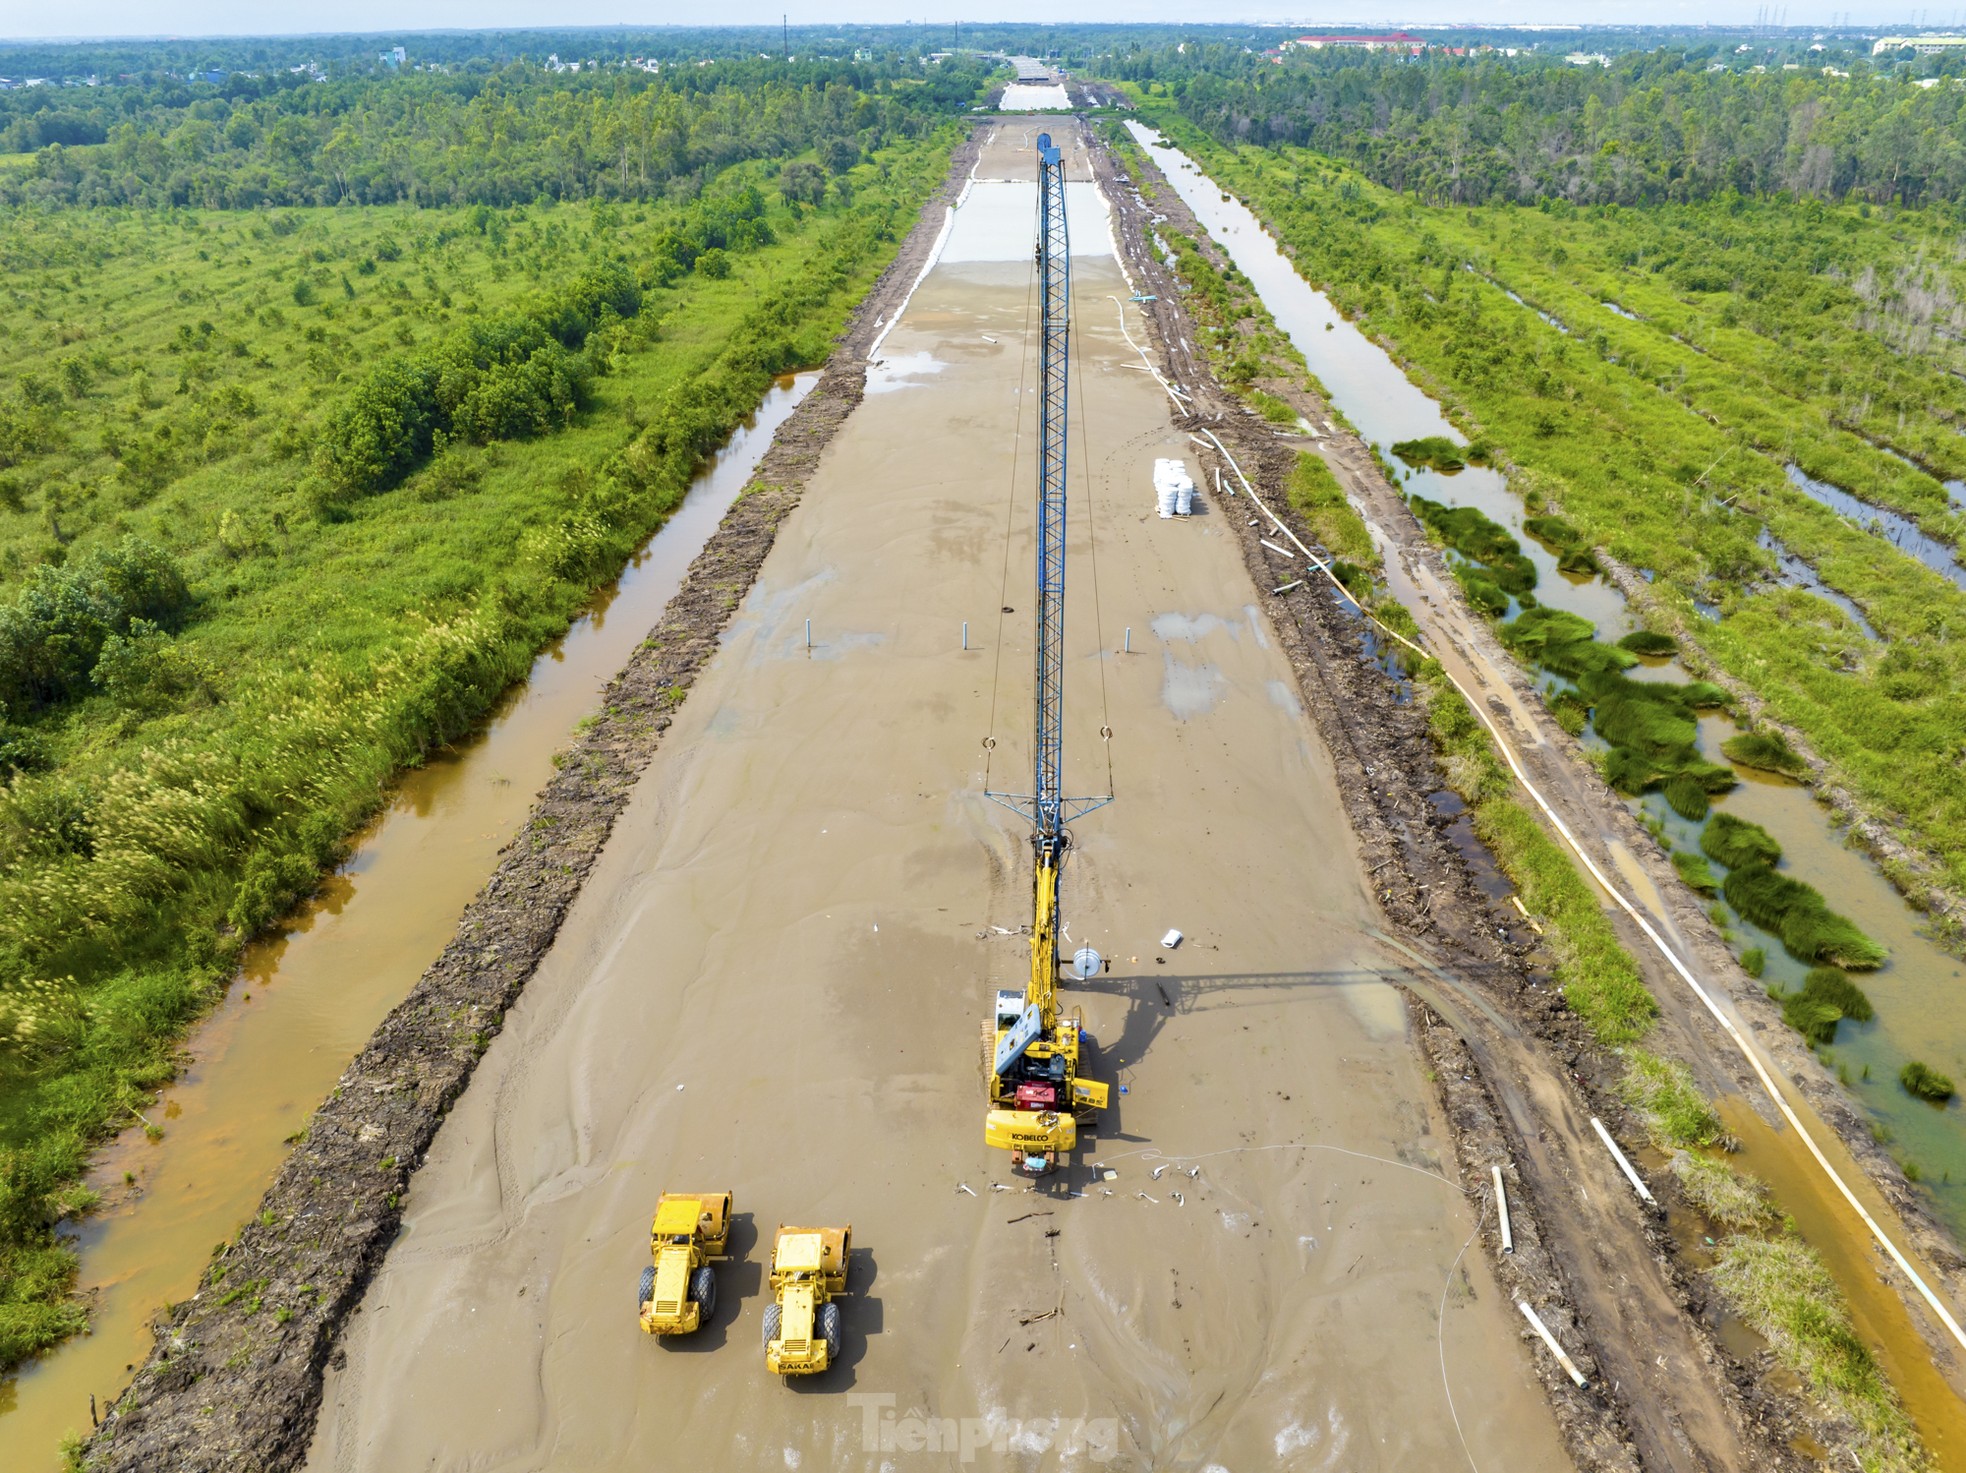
[297,121,1569,1472]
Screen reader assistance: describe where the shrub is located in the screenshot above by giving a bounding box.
[1673,850,1720,893]
[1391,434,1465,471]
[91,619,214,710]
[1502,606,1635,679]
[1617,628,1677,656]
[1663,772,1711,820]
[1702,811,1782,869]
[312,263,637,496]
[1670,1152,1775,1230]
[0,537,193,714]
[1901,1061,1955,1102]
[1740,945,1766,978]
[1523,513,1581,546]
[1453,564,1510,617]
[1722,729,1808,778]
[1801,966,1873,1022]
[1723,862,1887,969]
[1411,495,1536,591]
[1621,1049,1729,1149]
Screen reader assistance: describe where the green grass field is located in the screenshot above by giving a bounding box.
[1134,105,1966,909]
[0,123,959,1369]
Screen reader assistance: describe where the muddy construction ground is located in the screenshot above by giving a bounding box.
[81,116,1957,1473]
[296,119,1575,1473]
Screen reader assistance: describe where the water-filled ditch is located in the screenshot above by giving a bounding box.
[0,374,819,1468]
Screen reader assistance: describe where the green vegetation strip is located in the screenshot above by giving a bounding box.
[1713,1236,1930,1472]
[1137,105,1966,904]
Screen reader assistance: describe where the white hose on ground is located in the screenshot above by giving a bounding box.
[1197,426,1966,1351]
[1109,296,1187,411]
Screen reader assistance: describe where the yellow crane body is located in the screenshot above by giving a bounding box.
[983,855,1109,1174]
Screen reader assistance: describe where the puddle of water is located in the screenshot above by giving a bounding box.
[1783,463,1966,591]
[0,373,819,1468]
[999,83,1071,111]
[1756,527,1883,641]
[1129,130,1966,1242]
[1150,611,1235,643]
[865,351,947,393]
[1604,301,1641,321]
[1428,790,1514,904]
[1158,650,1227,719]
[939,180,1112,264]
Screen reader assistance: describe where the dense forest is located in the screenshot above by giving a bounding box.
[1130,45,1966,206]
[0,56,986,207]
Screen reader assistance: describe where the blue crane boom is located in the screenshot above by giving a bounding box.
[981,131,1111,1177]
[1031,129,1071,865]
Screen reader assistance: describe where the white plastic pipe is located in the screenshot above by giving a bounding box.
[1518,1301,1588,1388]
[1493,1165,1513,1254]
[1591,1116,1655,1205]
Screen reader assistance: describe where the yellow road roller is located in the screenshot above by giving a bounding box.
[637,1190,731,1335]
[763,1223,850,1374]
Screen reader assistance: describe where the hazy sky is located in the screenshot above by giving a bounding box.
[0,1,1942,43]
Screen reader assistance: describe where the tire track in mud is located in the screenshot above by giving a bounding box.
[76,125,989,1473]
[1087,120,1809,1472]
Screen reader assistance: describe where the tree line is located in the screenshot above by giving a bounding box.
[0,55,990,208]
[1134,47,1966,207]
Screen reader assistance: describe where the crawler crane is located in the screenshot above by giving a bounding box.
[981,132,1111,1177]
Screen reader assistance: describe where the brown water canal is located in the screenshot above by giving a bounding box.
[0,372,817,1469]
[1129,121,1966,1452]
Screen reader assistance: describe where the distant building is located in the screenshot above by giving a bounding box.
[379,46,406,69]
[1564,52,1611,66]
[1285,31,1425,53]
[188,68,226,84]
[1873,33,1966,54]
